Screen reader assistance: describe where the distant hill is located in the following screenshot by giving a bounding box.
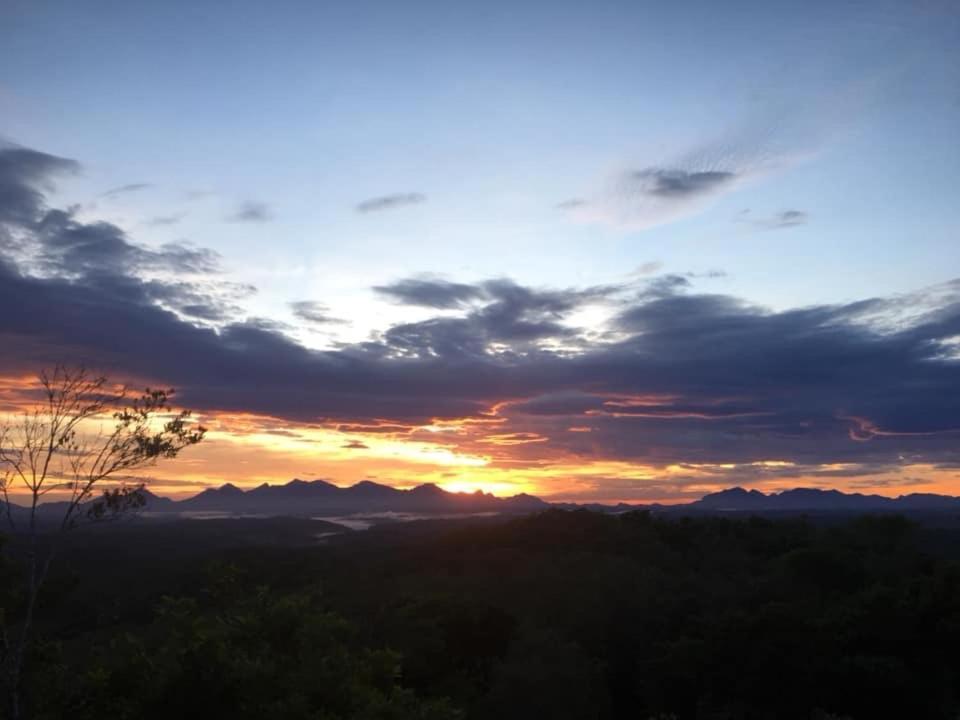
[152,478,548,516]
[7,483,960,524]
[149,482,960,516]
[685,486,960,513]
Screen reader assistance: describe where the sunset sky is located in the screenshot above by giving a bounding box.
[1,0,958,501]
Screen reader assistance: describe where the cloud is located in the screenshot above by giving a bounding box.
[738,208,809,230]
[0,148,218,281]
[355,193,426,213]
[0,142,244,328]
[766,210,810,230]
[290,301,347,325]
[587,163,747,230]
[378,278,622,358]
[630,168,736,198]
[563,101,827,232]
[631,261,663,276]
[144,280,255,323]
[562,160,749,231]
[775,209,808,226]
[100,182,152,199]
[227,201,272,223]
[0,145,80,225]
[2,252,958,470]
[374,277,487,309]
[2,142,960,479]
[556,198,587,210]
[146,214,186,227]
[341,440,369,450]
[26,209,220,278]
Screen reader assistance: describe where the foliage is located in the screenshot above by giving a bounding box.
[0,367,205,530]
[8,510,960,719]
[30,567,462,720]
[308,511,960,719]
[0,366,205,720]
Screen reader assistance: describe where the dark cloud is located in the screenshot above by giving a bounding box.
[355,193,426,213]
[631,168,736,198]
[374,278,487,309]
[290,301,347,325]
[1,250,958,469]
[556,198,586,210]
[100,183,152,199]
[2,142,959,477]
[588,165,743,230]
[227,201,272,223]
[30,209,219,277]
[639,273,692,298]
[0,143,240,328]
[342,440,370,450]
[144,280,255,323]
[378,278,619,358]
[0,145,80,225]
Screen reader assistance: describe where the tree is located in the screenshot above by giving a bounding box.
[0,366,205,720]
[37,567,463,719]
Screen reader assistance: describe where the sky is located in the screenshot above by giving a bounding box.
[1,0,959,501]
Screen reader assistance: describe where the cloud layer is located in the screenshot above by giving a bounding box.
[2,143,959,493]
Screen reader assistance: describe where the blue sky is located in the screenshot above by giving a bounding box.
[3,0,958,343]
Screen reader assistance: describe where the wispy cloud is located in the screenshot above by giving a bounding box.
[561,76,871,232]
[100,182,152,198]
[630,169,736,198]
[355,192,426,214]
[146,213,186,227]
[737,208,809,230]
[342,440,369,450]
[290,301,348,325]
[374,277,487,309]
[631,261,663,276]
[227,200,272,223]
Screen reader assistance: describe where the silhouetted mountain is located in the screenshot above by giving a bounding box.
[137,488,177,511]
[14,483,960,523]
[182,482,247,511]
[2,487,175,527]
[165,478,549,516]
[688,486,960,512]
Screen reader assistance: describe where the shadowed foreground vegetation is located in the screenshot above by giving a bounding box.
[4,510,960,719]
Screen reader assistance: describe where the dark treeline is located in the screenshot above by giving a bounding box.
[4,510,960,719]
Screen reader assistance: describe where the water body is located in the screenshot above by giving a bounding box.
[313,511,499,531]
[142,510,499,530]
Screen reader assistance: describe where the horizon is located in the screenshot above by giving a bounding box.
[10,476,960,510]
[1,0,959,503]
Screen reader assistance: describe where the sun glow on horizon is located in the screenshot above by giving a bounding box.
[2,382,958,504]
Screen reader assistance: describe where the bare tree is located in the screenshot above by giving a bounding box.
[0,366,206,719]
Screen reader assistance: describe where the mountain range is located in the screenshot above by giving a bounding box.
[686,486,960,512]
[131,481,960,516]
[137,478,548,516]
[6,481,960,523]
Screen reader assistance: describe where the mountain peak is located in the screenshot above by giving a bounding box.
[409,483,446,495]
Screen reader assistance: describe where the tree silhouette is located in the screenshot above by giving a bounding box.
[0,366,205,719]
